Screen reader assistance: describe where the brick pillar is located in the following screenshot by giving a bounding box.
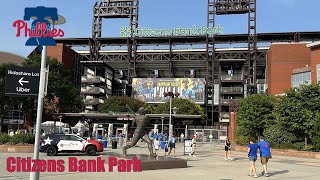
[228,112,236,142]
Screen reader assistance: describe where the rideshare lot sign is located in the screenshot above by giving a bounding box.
[5,66,40,96]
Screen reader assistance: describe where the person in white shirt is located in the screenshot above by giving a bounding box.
[180,133,185,142]
[153,139,160,156]
[189,135,197,157]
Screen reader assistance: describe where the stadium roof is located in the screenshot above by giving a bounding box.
[307,41,320,48]
[54,31,320,46]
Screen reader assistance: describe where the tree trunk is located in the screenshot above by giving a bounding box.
[304,134,308,147]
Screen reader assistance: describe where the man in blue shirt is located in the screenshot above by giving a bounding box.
[257,136,272,177]
[168,135,176,157]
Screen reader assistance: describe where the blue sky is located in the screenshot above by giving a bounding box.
[0,0,319,57]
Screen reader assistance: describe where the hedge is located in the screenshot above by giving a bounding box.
[0,133,35,145]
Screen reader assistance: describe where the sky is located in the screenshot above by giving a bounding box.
[0,0,319,57]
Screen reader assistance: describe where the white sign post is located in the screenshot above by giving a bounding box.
[184,139,192,155]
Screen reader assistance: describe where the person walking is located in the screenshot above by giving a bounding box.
[189,135,197,157]
[164,140,169,156]
[257,136,272,177]
[180,133,185,143]
[248,138,259,178]
[154,138,160,156]
[225,138,232,160]
[168,135,176,157]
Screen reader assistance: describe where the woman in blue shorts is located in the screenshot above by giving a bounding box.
[248,138,258,178]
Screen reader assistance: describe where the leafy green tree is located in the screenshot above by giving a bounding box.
[98,96,146,113]
[152,98,207,122]
[277,84,320,146]
[235,94,275,144]
[23,54,83,113]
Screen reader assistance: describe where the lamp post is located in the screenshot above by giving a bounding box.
[163,92,180,137]
[59,115,63,133]
[30,14,66,180]
[161,117,164,134]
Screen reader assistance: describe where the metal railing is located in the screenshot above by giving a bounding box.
[221,74,242,81]
[221,87,243,93]
[84,98,104,105]
[81,76,105,83]
[81,87,103,94]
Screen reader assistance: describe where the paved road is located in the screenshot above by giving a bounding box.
[0,143,319,180]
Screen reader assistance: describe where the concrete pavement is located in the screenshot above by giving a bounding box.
[0,143,319,180]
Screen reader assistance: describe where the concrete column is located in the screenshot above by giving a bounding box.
[108,124,113,137]
[123,124,128,146]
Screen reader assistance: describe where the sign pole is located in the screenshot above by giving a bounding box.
[30,46,47,180]
[169,96,172,137]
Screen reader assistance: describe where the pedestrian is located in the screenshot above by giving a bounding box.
[248,138,258,178]
[225,138,232,160]
[180,133,184,143]
[168,135,176,157]
[154,138,160,156]
[164,140,169,156]
[257,136,272,177]
[189,135,196,157]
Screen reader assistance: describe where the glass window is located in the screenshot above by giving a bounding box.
[59,135,68,140]
[69,135,81,141]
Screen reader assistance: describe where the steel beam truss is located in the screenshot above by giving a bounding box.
[90,0,139,83]
[208,0,257,126]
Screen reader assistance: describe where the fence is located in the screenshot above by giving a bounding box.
[185,128,228,144]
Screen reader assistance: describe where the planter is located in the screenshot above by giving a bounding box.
[0,145,34,153]
[235,146,320,159]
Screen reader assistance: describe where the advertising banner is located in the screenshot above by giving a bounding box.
[132,78,205,104]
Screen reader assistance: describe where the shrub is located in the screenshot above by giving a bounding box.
[9,133,35,145]
[235,126,251,145]
[264,124,297,145]
[0,133,10,145]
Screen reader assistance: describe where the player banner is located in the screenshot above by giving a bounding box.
[132,78,205,104]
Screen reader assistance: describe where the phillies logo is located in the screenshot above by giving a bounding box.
[13,6,65,51]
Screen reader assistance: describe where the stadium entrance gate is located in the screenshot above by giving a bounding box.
[185,128,227,144]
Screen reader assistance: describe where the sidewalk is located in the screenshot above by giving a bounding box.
[0,143,319,180]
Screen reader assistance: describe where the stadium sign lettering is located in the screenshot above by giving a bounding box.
[120,25,223,37]
[13,20,64,38]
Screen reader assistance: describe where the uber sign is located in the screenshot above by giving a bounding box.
[5,66,40,96]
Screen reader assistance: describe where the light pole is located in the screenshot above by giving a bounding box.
[161,117,164,134]
[163,92,180,137]
[30,14,66,180]
[59,115,63,133]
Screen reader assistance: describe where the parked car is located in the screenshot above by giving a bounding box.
[39,133,104,156]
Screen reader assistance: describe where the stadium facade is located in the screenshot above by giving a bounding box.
[35,0,320,130]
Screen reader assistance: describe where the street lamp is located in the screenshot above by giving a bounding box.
[163,92,180,137]
[59,115,63,133]
[161,117,164,134]
[30,13,66,180]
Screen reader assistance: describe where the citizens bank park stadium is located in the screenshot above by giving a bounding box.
[35,0,320,133]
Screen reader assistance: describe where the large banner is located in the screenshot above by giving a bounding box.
[132,78,206,104]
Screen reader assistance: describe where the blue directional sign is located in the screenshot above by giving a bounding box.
[5,66,40,96]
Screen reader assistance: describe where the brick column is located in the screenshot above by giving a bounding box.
[228,112,236,142]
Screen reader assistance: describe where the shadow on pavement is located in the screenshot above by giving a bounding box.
[269,170,290,176]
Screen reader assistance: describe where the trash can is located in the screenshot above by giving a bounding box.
[160,141,166,149]
[102,140,107,148]
[112,140,118,149]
